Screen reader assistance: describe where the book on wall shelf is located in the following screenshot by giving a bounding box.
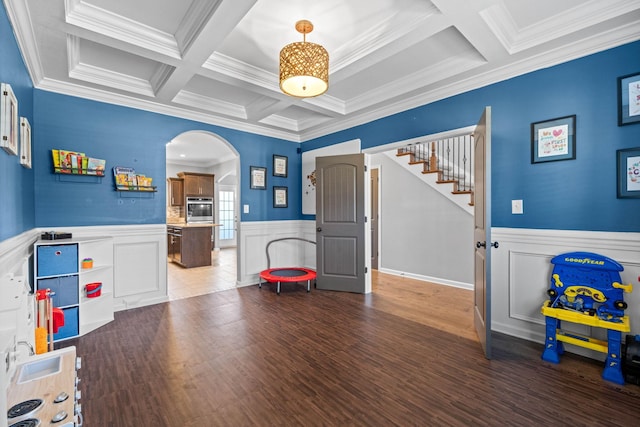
[112,166,156,192]
[52,149,106,176]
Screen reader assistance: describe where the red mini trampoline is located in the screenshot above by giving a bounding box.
[259,267,316,295]
[259,237,316,295]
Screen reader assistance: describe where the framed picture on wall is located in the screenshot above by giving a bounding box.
[250,166,266,189]
[273,186,288,208]
[19,117,32,168]
[1,82,19,156]
[618,71,640,126]
[531,115,576,163]
[617,147,640,198]
[273,154,288,177]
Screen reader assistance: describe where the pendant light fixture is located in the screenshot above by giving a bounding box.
[279,20,329,98]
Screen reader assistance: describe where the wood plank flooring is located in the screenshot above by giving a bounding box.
[60,271,640,426]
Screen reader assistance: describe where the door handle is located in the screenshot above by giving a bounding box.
[316,227,322,232]
[476,241,499,249]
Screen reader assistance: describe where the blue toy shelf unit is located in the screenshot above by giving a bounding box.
[541,252,634,385]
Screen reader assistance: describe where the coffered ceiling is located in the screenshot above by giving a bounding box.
[5,0,640,144]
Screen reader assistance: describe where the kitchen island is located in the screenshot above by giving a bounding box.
[167,223,220,268]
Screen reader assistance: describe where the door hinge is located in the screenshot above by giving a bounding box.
[365,267,368,273]
[364,165,367,172]
[365,216,368,223]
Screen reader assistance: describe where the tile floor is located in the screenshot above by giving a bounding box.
[167,247,237,300]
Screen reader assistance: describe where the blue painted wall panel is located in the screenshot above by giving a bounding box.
[33,90,301,226]
[304,41,640,232]
[0,4,35,240]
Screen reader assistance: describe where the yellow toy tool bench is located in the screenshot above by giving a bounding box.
[541,251,634,384]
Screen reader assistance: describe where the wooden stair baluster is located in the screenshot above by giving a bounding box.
[430,141,438,172]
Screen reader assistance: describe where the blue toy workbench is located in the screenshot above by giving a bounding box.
[541,252,633,384]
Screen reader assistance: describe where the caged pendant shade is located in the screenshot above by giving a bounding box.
[279,20,329,98]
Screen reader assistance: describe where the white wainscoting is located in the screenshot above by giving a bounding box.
[59,225,168,311]
[1,225,168,312]
[492,227,640,359]
[238,220,316,287]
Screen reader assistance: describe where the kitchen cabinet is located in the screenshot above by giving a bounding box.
[179,172,214,197]
[167,225,212,268]
[168,178,184,206]
[34,237,114,342]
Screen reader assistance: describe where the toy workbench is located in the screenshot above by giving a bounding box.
[541,251,633,384]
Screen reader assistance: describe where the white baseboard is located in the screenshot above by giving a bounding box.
[378,268,473,290]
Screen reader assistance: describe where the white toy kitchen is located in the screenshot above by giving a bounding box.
[2,259,82,427]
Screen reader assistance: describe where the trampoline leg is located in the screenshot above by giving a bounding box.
[277,281,281,295]
[307,279,310,292]
[258,277,262,289]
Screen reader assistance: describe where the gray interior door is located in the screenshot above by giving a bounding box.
[473,106,493,359]
[316,153,366,293]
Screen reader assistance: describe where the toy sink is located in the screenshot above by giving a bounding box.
[17,353,62,384]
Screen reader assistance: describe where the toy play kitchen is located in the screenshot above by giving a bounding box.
[2,263,84,427]
[6,346,81,427]
[541,251,636,384]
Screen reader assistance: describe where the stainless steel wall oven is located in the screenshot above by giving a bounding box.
[186,197,213,223]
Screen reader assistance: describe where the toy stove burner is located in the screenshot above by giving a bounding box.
[9,419,41,427]
[7,399,43,419]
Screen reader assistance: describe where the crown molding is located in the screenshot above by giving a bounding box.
[3,0,44,85]
[35,78,302,142]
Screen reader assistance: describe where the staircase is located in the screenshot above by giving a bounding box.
[386,134,475,215]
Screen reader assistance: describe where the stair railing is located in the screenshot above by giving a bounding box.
[397,134,474,193]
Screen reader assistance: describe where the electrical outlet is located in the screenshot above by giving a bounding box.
[512,200,523,214]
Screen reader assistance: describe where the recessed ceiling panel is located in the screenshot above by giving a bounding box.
[81,0,196,34]
[75,38,162,80]
[216,0,437,75]
[503,0,583,28]
[330,27,483,100]
[185,75,264,106]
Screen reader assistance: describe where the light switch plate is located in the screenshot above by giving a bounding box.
[512,199,523,214]
[243,204,249,214]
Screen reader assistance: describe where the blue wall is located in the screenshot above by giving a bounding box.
[304,41,640,232]
[33,91,301,227]
[0,5,34,241]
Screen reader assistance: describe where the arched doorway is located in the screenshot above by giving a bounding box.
[166,131,240,299]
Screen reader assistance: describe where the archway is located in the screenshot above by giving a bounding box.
[166,131,240,299]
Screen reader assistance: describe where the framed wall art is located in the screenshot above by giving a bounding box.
[1,82,19,156]
[617,71,640,126]
[531,115,576,163]
[273,154,288,177]
[250,166,266,189]
[617,147,640,198]
[273,186,288,208]
[19,117,32,168]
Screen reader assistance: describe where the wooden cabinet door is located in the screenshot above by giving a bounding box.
[199,175,214,197]
[180,173,214,196]
[183,175,200,196]
[168,178,184,206]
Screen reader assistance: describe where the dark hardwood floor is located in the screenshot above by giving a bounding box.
[60,272,640,426]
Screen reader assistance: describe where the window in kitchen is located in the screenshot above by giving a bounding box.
[218,190,235,240]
